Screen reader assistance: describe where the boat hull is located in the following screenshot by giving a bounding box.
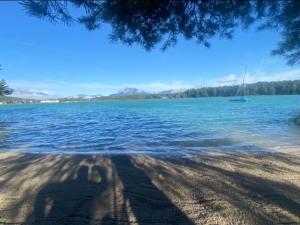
[229,97,249,102]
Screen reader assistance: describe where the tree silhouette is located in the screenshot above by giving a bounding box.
[0,66,13,96]
[21,0,300,65]
[0,79,12,96]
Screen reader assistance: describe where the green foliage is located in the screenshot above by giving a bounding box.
[180,80,300,98]
[0,79,13,96]
[21,0,300,64]
[295,115,300,125]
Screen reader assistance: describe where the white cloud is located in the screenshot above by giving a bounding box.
[211,68,300,87]
[248,69,300,83]
[215,74,242,86]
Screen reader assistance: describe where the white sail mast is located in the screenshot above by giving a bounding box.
[236,63,248,96]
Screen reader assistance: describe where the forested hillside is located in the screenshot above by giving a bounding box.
[180,80,300,98]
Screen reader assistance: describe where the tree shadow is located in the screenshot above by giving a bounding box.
[2,152,300,224]
[21,155,194,225]
[158,155,300,224]
[27,164,108,225]
[110,155,194,225]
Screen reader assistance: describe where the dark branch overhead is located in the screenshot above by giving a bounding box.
[21,0,300,65]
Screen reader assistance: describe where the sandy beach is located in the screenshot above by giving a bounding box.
[0,151,300,225]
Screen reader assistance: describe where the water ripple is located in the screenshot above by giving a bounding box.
[0,96,300,155]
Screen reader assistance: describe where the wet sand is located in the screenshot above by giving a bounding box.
[0,151,300,225]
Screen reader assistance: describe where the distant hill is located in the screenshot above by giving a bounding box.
[69,94,102,99]
[110,88,186,96]
[158,89,187,95]
[110,88,148,96]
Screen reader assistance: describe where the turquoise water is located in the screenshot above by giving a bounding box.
[0,96,300,155]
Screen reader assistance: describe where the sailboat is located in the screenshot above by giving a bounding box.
[229,64,249,102]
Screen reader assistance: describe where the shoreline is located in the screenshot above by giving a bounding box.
[1,94,300,106]
[1,145,299,157]
[0,150,300,224]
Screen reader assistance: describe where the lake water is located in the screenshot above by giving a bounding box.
[0,96,300,156]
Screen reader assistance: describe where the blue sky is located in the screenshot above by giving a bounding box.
[1,2,300,97]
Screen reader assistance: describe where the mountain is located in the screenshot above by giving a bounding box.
[10,89,56,100]
[110,88,148,96]
[69,94,102,99]
[158,89,187,94]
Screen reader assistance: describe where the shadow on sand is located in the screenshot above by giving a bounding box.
[110,155,194,225]
[0,152,299,224]
[24,155,194,225]
[29,164,108,225]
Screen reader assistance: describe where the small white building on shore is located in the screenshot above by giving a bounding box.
[40,99,60,104]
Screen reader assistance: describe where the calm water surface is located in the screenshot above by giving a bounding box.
[0,96,300,156]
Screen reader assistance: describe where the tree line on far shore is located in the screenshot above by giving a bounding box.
[72,79,300,100]
[177,80,300,98]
